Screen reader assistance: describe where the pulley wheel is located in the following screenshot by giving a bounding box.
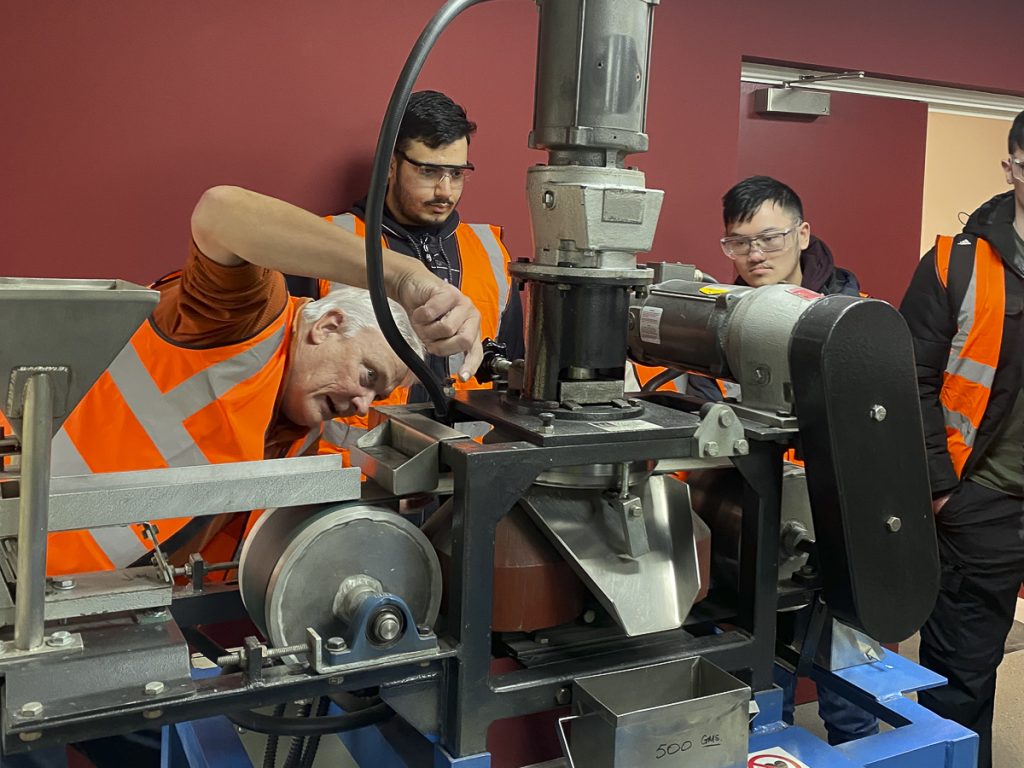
[239,502,441,648]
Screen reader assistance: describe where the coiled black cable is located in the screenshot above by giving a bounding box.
[226,701,393,737]
[363,0,496,420]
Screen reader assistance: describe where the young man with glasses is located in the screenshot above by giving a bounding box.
[288,90,523,449]
[718,175,860,294]
[899,109,1024,768]
[711,175,879,745]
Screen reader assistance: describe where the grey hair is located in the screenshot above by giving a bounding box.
[301,285,425,362]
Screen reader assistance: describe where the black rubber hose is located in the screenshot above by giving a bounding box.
[226,702,394,737]
[262,702,287,768]
[364,0,495,420]
[297,697,332,768]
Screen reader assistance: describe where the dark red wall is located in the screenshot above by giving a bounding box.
[736,84,929,304]
[2,1,1021,286]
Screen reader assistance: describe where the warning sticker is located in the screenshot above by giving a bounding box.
[785,286,822,301]
[591,419,664,432]
[748,747,811,768]
[638,306,663,345]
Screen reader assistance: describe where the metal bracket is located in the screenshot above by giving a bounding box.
[5,367,69,419]
[692,403,748,458]
[309,593,438,675]
[0,630,83,665]
[603,493,648,558]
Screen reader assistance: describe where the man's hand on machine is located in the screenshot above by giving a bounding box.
[390,263,484,382]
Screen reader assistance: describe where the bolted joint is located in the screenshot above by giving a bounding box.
[17,702,44,719]
[326,636,348,653]
[45,630,73,648]
[869,404,887,422]
[885,516,902,533]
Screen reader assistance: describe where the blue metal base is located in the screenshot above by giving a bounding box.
[165,651,974,768]
[751,651,978,767]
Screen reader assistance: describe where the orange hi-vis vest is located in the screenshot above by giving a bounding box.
[316,212,513,451]
[933,235,1006,478]
[45,294,303,576]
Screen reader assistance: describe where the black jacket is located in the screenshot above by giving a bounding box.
[734,235,861,296]
[287,200,525,402]
[899,191,1024,496]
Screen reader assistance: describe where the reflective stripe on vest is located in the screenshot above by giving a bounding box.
[933,235,1005,477]
[49,299,299,573]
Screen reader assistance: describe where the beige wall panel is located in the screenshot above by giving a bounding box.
[920,112,1013,255]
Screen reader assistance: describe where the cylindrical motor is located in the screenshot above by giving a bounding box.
[532,0,658,164]
[628,280,827,412]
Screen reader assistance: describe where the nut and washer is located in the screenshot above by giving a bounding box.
[49,577,76,591]
[144,681,166,696]
[45,630,73,648]
[17,702,44,719]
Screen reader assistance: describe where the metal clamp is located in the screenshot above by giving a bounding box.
[693,403,748,459]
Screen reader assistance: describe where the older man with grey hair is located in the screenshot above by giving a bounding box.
[36,184,482,579]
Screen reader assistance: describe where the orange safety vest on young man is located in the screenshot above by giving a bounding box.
[932,235,1006,478]
[44,293,304,576]
[315,212,512,451]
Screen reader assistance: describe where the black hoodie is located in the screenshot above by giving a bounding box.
[734,235,861,296]
[899,191,1024,495]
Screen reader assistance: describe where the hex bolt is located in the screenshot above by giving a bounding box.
[717,410,736,428]
[885,516,902,533]
[46,630,73,648]
[144,681,166,696]
[733,439,750,455]
[870,404,887,422]
[542,190,556,209]
[753,366,771,385]
[582,609,597,624]
[326,636,348,653]
[704,441,721,457]
[17,702,43,719]
[555,687,571,706]
[49,577,76,591]
[18,732,41,743]
[539,412,555,434]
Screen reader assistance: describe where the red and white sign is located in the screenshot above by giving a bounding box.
[748,746,812,768]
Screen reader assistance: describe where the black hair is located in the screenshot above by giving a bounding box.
[396,90,477,153]
[1009,110,1024,154]
[722,175,804,228]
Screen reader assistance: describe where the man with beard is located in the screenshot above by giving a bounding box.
[289,91,522,451]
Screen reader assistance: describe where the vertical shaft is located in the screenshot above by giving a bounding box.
[14,373,53,651]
